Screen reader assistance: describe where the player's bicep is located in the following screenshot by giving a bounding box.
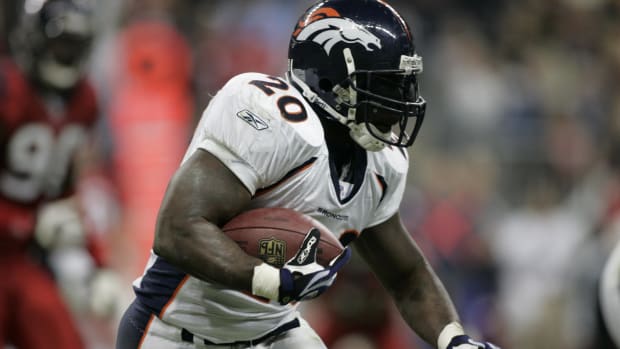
[354,212,426,293]
[156,148,252,234]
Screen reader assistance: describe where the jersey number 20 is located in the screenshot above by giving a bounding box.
[249,76,308,122]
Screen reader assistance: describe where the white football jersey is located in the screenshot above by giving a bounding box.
[133,72,409,343]
[600,240,620,347]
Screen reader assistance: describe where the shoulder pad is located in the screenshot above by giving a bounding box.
[219,73,324,148]
[375,146,409,175]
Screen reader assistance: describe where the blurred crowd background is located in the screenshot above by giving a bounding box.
[2,0,620,348]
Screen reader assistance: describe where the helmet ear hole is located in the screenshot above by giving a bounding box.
[318,78,333,92]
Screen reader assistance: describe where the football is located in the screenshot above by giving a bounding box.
[222,207,344,268]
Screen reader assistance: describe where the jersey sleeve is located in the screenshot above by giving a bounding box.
[184,73,320,195]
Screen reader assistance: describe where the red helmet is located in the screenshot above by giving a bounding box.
[10,0,95,90]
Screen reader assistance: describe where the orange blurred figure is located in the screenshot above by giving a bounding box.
[107,19,194,276]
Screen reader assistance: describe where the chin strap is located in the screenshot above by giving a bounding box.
[341,48,385,152]
[348,122,387,152]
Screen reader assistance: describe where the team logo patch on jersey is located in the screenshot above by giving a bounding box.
[237,109,269,130]
[259,238,286,267]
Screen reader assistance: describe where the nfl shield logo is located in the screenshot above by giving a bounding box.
[259,238,286,267]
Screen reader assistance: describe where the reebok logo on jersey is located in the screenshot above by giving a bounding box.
[237,109,268,130]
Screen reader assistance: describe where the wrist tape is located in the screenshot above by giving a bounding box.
[438,321,465,349]
[251,263,280,300]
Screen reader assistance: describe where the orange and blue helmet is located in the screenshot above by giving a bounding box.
[288,0,426,151]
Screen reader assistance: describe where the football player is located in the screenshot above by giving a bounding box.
[117,1,499,348]
[0,0,110,348]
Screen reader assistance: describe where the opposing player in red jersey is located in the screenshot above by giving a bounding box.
[0,0,100,348]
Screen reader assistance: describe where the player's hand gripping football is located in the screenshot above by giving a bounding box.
[278,228,351,304]
[251,228,351,305]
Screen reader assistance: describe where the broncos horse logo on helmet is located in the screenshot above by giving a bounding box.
[294,11,381,55]
[288,0,426,152]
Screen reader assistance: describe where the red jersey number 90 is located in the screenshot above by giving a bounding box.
[1,123,87,202]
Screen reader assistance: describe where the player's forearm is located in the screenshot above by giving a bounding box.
[153,215,262,291]
[390,262,460,347]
